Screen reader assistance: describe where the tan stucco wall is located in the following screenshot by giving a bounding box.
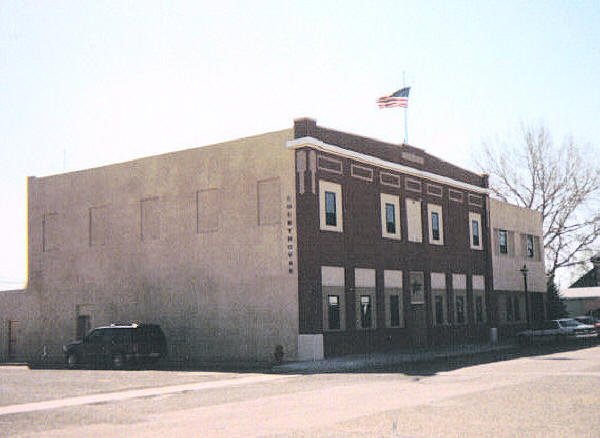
[25,129,298,363]
[489,198,546,292]
[0,289,41,361]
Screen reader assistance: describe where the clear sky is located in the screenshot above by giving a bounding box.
[1,1,600,289]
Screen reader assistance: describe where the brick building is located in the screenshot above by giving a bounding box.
[0,118,545,363]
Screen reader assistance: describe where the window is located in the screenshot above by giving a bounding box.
[434,295,445,325]
[327,295,341,330]
[385,204,395,233]
[455,295,465,324]
[89,206,107,246]
[381,194,401,240]
[355,269,376,329]
[322,266,345,330]
[406,198,423,243]
[431,272,446,325]
[409,272,425,304]
[526,234,534,258]
[427,204,444,245]
[514,296,521,321]
[42,213,59,252]
[325,192,337,226]
[431,213,440,240]
[475,296,484,323]
[257,178,280,226]
[319,181,343,232]
[472,275,486,324]
[390,295,401,327]
[384,270,403,328]
[141,197,160,241]
[7,320,18,359]
[472,221,480,246]
[469,212,483,250]
[428,204,444,245]
[506,296,514,322]
[499,230,508,254]
[197,189,219,233]
[76,315,91,340]
[359,295,372,329]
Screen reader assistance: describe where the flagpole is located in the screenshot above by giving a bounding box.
[403,72,408,144]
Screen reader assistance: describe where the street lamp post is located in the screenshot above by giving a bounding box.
[520,265,530,326]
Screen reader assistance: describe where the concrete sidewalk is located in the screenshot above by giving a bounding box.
[273,341,516,373]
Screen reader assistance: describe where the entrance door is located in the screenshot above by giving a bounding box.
[7,320,18,359]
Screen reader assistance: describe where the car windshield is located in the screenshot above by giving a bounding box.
[558,319,580,327]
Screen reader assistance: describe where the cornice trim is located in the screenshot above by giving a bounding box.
[286,137,490,195]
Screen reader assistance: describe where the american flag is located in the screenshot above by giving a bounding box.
[377,87,410,108]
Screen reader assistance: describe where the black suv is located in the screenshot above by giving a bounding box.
[63,323,167,369]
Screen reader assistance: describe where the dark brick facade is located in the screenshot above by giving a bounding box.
[293,119,493,356]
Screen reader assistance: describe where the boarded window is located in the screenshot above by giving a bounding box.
[197,189,219,233]
[76,315,91,340]
[406,198,422,243]
[89,206,107,246]
[257,178,280,226]
[7,320,18,359]
[42,213,59,252]
[141,197,160,241]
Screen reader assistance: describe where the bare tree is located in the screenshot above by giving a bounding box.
[478,124,600,278]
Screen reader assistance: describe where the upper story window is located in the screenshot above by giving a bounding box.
[386,204,396,233]
[469,212,483,250]
[427,204,444,245]
[431,213,440,239]
[526,234,534,258]
[319,180,343,232]
[325,192,337,226]
[499,229,508,254]
[472,221,480,246]
[380,193,401,240]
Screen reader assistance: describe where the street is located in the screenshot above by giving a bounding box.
[1,345,600,437]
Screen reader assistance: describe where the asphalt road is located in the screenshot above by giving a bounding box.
[1,345,600,437]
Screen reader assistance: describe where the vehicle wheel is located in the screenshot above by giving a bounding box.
[66,353,78,369]
[111,354,125,370]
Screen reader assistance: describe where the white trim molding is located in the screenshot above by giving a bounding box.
[287,137,490,195]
